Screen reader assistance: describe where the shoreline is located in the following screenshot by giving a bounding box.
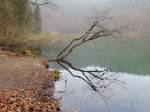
[0,49,60,111]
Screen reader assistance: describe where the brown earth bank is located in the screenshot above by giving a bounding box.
[0,48,60,112]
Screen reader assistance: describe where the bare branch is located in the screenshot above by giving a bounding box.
[26,0,50,6]
[49,15,121,91]
[25,0,57,25]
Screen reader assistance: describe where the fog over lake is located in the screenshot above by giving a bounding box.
[41,0,150,35]
[40,1,150,112]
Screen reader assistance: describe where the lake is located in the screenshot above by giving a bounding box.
[41,0,150,111]
[47,37,150,112]
[55,69,150,112]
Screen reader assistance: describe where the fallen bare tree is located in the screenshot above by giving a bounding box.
[19,0,123,91]
[25,1,122,91]
[48,15,121,91]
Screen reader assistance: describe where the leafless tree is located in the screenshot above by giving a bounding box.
[48,15,121,91]
[25,0,57,25]
[26,0,49,6]
[26,0,57,8]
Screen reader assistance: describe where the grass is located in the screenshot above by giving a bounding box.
[0,33,73,56]
[53,70,61,80]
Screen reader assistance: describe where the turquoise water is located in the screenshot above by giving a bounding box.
[66,37,150,75]
[51,37,150,112]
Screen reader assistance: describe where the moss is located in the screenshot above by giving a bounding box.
[53,70,61,80]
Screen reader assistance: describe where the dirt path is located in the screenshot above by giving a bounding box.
[0,49,52,90]
[0,49,60,111]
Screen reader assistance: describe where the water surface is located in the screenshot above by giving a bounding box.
[41,0,150,111]
[49,37,150,112]
[55,68,150,112]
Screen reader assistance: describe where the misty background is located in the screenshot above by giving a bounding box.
[41,0,150,36]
